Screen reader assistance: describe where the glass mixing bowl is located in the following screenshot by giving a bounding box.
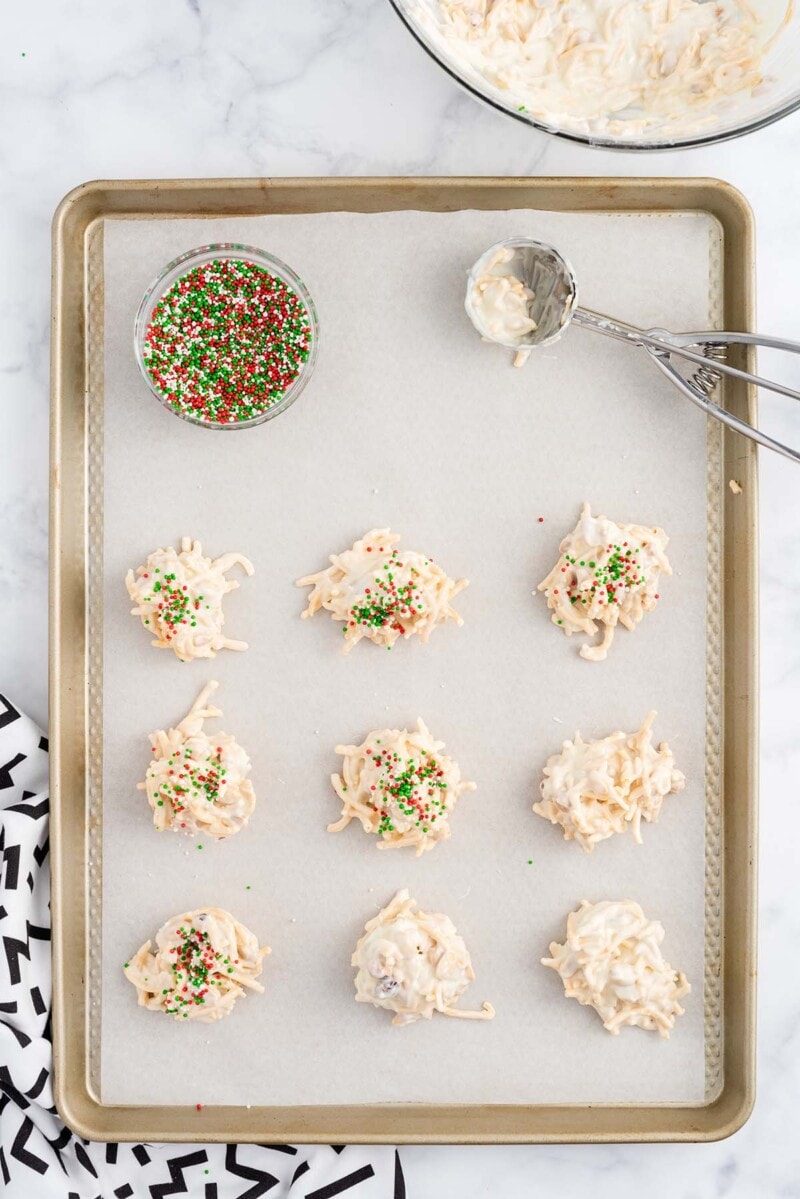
[388,0,800,151]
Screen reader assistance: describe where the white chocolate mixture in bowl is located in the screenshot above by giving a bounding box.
[396,0,798,148]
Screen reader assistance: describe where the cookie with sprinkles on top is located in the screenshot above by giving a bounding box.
[537,502,672,661]
[296,528,467,652]
[126,536,254,662]
[330,718,475,855]
[123,907,269,1023]
[139,681,256,840]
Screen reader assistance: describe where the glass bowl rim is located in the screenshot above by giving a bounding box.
[133,241,319,431]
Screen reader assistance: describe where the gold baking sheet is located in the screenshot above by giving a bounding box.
[50,177,757,1143]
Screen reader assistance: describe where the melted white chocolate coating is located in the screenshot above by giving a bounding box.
[352,890,494,1026]
[534,711,685,851]
[542,899,690,1037]
[469,245,537,366]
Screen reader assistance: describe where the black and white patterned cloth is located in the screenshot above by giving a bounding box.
[0,694,406,1199]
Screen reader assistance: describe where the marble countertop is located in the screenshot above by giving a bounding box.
[2,2,799,1194]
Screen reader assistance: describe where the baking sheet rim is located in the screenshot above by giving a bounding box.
[49,175,757,1143]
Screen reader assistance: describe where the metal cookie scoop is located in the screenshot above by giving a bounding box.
[465,237,800,464]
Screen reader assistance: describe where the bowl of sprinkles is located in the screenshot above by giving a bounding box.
[135,243,318,429]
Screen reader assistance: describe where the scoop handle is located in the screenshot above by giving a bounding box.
[646,346,800,465]
[646,328,800,404]
[573,308,800,463]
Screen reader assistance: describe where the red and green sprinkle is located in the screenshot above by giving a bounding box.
[365,745,448,836]
[139,566,203,641]
[563,543,646,607]
[348,550,426,634]
[150,744,226,823]
[143,258,312,425]
[160,924,239,1016]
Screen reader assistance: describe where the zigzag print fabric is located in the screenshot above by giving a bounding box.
[0,694,406,1199]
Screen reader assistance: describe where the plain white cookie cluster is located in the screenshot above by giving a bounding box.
[542,899,690,1037]
[352,889,494,1026]
[534,711,685,852]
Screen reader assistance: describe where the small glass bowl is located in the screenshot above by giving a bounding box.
[134,242,319,430]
